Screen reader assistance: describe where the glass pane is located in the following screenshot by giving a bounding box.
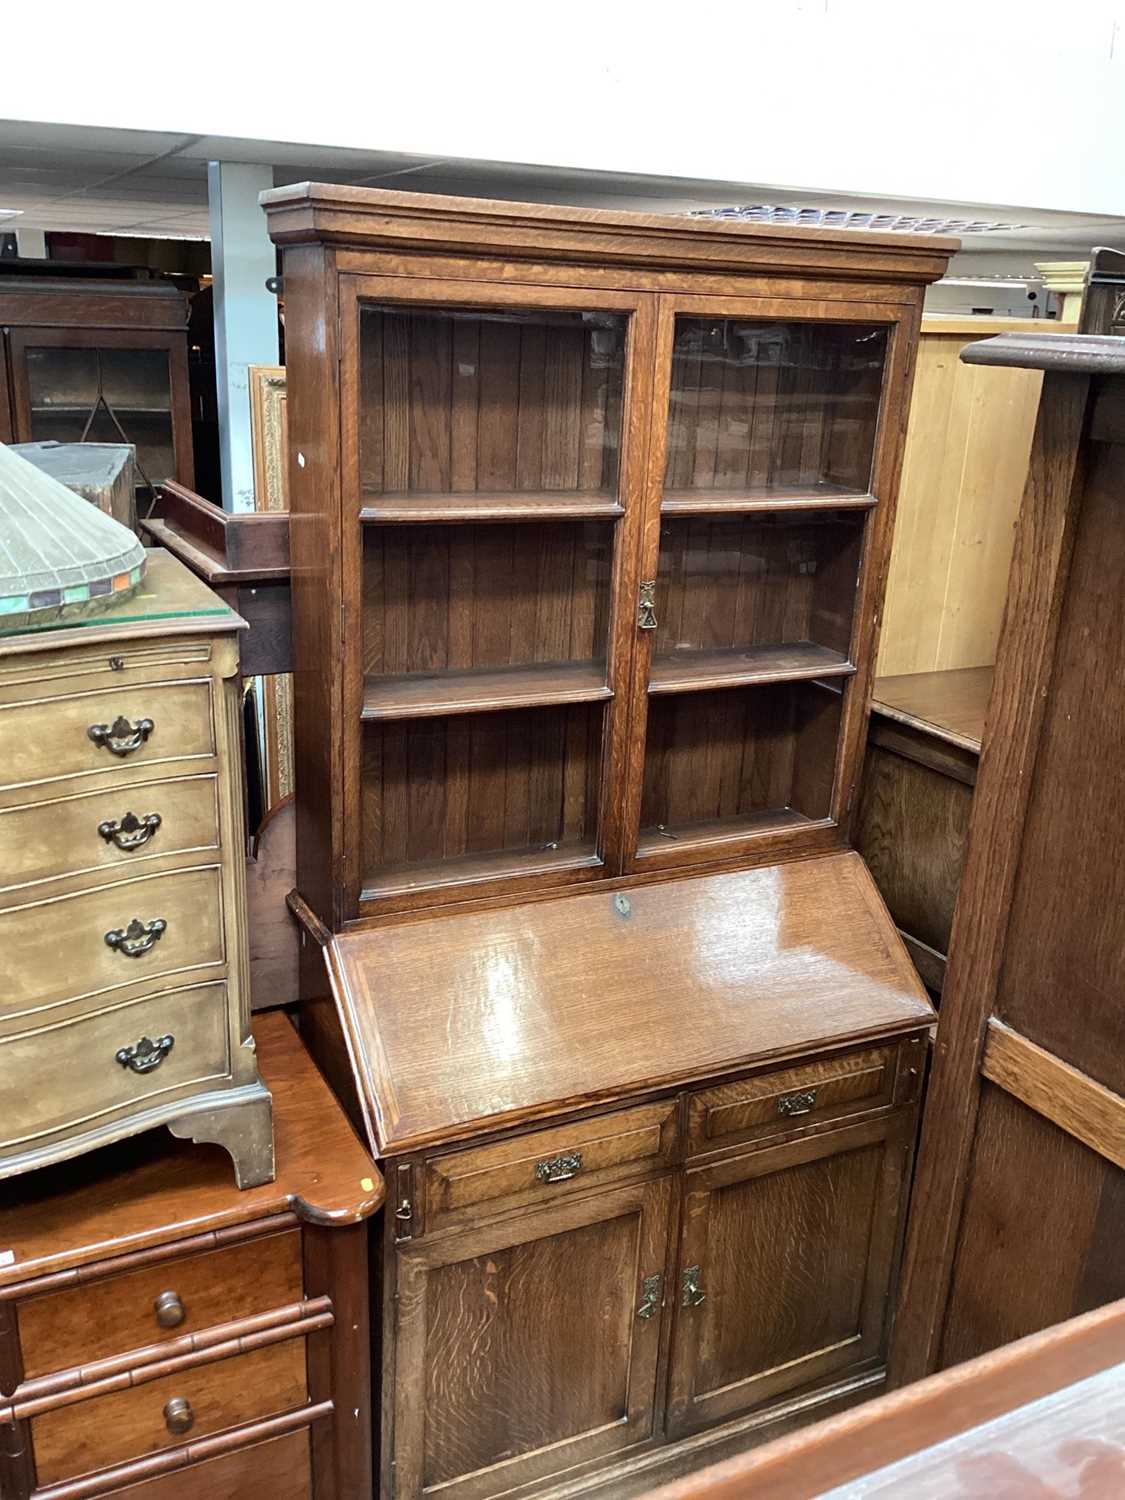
[639,680,842,851]
[664,319,887,500]
[651,511,863,687]
[26,346,174,482]
[362,520,614,713]
[359,305,626,506]
[361,702,604,895]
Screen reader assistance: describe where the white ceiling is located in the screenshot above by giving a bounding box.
[2,120,1124,267]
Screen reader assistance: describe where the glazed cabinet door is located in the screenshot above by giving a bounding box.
[6,327,192,489]
[622,295,915,874]
[337,277,655,921]
[388,1177,673,1500]
[666,1113,913,1437]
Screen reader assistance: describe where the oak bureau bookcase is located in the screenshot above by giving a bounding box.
[261,185,955,1500]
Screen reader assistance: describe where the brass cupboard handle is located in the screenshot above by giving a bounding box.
[88,715,154,757]
[777,1088,818,1118]
[535,1151,582,1184]
[154,1290,185,1328]
[98,811,162,852]
[105,917,167,958]
[681,1265,706,1308]
[163,1396,193,1436]
[116,1034,175,1073]
[636,1273,662,1321]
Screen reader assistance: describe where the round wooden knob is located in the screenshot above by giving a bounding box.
[154,1290,185,1328]
[164,1396,194,1436]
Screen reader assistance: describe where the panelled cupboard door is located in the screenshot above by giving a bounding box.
[390,1177,673,1500]
[621,293,915,875]
[336,276,655,916]
[666,1113,912,1437]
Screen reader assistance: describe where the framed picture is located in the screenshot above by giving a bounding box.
[249,364,293,806]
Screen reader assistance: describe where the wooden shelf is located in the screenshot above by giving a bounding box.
[636,807,819,858]
[661,485,876,515]
[362,661,612,720]
[361,489,623,523]
[363,841,601,900]
[32,405,171,417]
[649,642,855,695]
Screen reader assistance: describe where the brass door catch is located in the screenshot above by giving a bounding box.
[777,1088,818,1117]
[535,1151,582,1183]
[637,581,657,630]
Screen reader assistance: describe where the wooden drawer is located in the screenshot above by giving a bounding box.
[686,1044,901,1158]
[423,1099,679,1233]
[0,864,224,1021]
[31,1337,308,1485]
[101,1429,312,1498]
[17,1229,303,1379]
[0,980,231,1153]
[0,774,221,897]
[0,678,215,792]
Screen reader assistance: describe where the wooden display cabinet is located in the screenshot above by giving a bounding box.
[0,275,194,491]
[262,185,954,1498]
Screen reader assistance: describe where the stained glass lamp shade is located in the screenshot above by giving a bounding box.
[0,441,146,630]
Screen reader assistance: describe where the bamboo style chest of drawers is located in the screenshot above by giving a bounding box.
[0,1013,383,1499]
[0,550,272,1187]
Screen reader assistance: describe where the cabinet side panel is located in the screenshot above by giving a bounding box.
[283,245,346,930]
[939,1083,1125,1369]
[993,430,1125,1093]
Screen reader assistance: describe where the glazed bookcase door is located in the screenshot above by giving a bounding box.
[388,1177,673,1499]
[623,296,910,873]
[665,1114,913,1438]
[338,278,653,916]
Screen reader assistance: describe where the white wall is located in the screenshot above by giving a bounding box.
[7,0,1125,216]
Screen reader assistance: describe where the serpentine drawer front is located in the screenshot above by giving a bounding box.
[0,549,273,1190]
[0,677,216,791]
[0,864,224,1020]
[0,773,221,897]
[422,1099,680,1235]
[15,1228,303,1378]
[0,980,231,1153]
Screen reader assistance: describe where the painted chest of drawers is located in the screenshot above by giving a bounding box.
[0,550,271,1187]
[0,1011,383,1499]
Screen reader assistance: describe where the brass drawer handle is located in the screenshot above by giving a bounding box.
[777,1087,818,1118]
[154,1290,185,1328]
[636,1273,662,1321]
[116,1034,175,1073]
[87,715,154,757]
[164,1396,194,1436]
[535,1150,582,1184]
[681,1265,706,1308]
[105,917,167,958]
[98,811,162,852]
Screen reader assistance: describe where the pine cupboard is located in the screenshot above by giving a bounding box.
[261,185,954,1498]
